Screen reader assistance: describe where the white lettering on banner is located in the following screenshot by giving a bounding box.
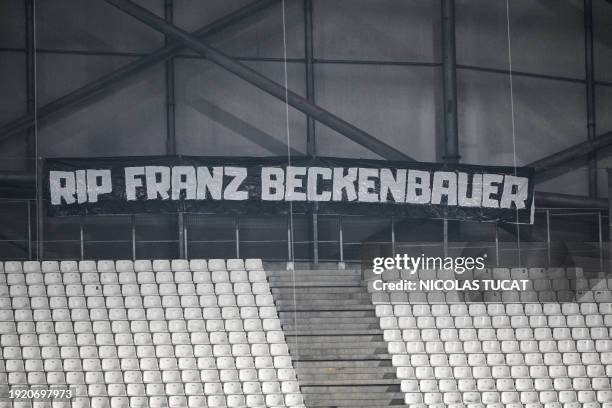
[223,167,248,200]
[124,167,145,201]
[261,167,285,201]
[285,166,307,201]
[85,170,112,203]
[75,170,88,204]
[48,165,532,211]
[458,172,482,207]
[380,168,406,203]
[332,167,358,201]
[146,166,171,200]
[307,167,332,201]
[49,171,76,205]
[406,170,431,204]
[358,168,379,203]
[50,170,113,205]
[482,173,504,208]
[500,175,528,210]
[196,167,223,200]
[171,166,197,200]
[431,171,457,206]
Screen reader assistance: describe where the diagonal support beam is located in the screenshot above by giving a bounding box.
[186,96,303,156]
[103,0,413,162]
[0,0,280,141]
[535,191,607,209]
[529,130,612,183]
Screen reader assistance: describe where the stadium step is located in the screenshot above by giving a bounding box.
[271,265,402,408]
[272,286,366,294]
[272,291,372,302]
[277,304,375,311]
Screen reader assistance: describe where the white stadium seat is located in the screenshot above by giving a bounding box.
[0,259,300,408]
[369,266,612,408]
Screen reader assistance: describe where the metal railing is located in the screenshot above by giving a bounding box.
[0,198,608,271]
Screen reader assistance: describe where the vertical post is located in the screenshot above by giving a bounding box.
[584,0,597,197]
[165,0,176,155]
[443,219,449,257]
[177,212,185,259]
[183,215,188,260]
[165,0,184,260]
[391,216,396,257]
[546,210,551,266]
[286,214,293,263]
[608,169,612,272]
[441,0,459,163]
[25,0,35,173]
[312,210,319,264]
[27,200,32,260]
[494,223,500,266]
[598,211,603,271]
[304,0,318,264]
[36,157,44,260]
[79,216,84,260]
[516,228,523,268]
[441,0,458,262]
[131,215,136,260]
[338,216,344,263]
[235,216,240,259]
[304,0,316,157]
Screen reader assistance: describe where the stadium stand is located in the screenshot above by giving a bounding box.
[0,259,304,408]
[369,267,612,408]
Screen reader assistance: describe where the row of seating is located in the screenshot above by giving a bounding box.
[395,364,612,382]
[402,390,611,405]
[377,303,612,316]
[0,259,305,408]
[379,315,612,329]
[386,328,612,343]
[370,267,612,407]
[1,259,259,273]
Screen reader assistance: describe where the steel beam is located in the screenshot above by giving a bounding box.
[186,96,302,155]
[529,130,612,182]
[25,0,35,171]
[584,0,597,197]
[103,0,413,162]
[304,0,316,157]
[165,0,176,155]
[304,0,318,263]
[535,191,607,209]
[0,0,280,141]
[36,158,44,259]
[0,173,36,185]
[441,0,460,163]
[609,169,612,271]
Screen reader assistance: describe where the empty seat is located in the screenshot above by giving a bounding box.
[245,259,263,270]
[208,259,226,271]
[227,259,244,270]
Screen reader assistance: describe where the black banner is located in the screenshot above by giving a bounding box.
[44,156,535,223]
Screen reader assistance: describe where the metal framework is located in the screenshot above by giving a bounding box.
[441,0,459,164]
[0,0,611,259]
[584,0,597,197]
[25,0,35,172]
[0,0,282,141]
[104,0,412,162]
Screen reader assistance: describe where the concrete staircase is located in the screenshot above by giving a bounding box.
[267,263,405,407]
